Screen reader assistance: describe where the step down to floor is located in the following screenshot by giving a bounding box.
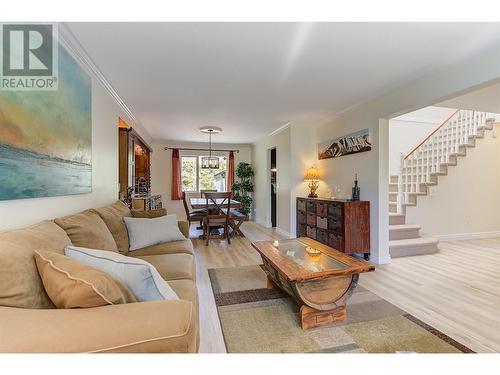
[389,224,421,241]
[389,213,405,225]
[390,237,439,258]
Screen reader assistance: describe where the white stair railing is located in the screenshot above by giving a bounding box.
[397,109,495,213]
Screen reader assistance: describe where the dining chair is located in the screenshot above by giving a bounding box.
[228,209,248,238]
[182,192,206,228]
[203,191,232,245]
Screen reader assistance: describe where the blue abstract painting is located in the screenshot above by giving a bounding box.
[0,46,92,201]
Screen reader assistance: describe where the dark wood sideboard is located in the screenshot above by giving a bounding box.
[296,197,370,259]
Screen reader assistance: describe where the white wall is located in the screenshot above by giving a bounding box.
[0,79,141,231]
[405,122,500,239]
[252,44,500,264]
[389,120,437,176]
[150,141,253,220]
[253,126,291,234]
[389,106,454,176]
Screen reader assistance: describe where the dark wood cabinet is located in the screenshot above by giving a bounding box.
[119,127,152,196]
[119,124,161,210]
[296,197,370,258]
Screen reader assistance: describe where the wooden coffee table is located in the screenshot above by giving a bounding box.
[251,237,375,329]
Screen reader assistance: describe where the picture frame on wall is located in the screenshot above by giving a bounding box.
[0,42,92,201]
[318,128,372,160]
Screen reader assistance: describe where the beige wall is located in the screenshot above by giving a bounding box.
[406,122,500,239]
[0,78,143,231]
[150,141,253,220]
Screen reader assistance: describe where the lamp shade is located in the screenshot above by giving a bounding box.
[201,156,220,169]
[304,166,320,181]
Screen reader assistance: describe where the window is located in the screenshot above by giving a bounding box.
[181,156,227,192]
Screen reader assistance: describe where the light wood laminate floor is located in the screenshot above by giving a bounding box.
[192,222,500,353]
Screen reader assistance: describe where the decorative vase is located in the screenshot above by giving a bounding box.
[352,173,360,201]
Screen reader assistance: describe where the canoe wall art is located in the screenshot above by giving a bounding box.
[0,45,92,201]
[318,128,372,160]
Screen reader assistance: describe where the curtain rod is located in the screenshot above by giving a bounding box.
[164,147,239,153]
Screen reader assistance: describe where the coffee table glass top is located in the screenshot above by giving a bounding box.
[272,238,349,273]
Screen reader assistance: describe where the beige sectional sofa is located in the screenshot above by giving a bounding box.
[0,201,199,353]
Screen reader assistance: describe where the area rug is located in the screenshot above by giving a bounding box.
[208,265,474,353]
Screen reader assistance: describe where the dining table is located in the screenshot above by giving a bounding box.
[189,197,242,237]
[189,198,241,210]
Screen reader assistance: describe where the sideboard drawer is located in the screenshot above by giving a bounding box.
[317,216,328,230]
[297,211,306,224]
[328,218,342,234]
[328,202,342,220]
[297,223,306,237]
[317,228,328,244]
[297,199,306,212]
[316,202,328,217]
[306,201,316,213]
[306,226,316,239]
[328,233,343,250]
[328,203,342,220]
[306,213,316,226]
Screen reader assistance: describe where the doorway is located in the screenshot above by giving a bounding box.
[270,148,277,228]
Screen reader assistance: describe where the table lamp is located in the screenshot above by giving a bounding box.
[304,166,320,198]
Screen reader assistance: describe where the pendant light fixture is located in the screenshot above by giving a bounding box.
[200,126,222,169]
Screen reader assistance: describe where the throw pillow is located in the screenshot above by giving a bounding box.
[64,246,178,301]
[34,250,136,308]
[54,210,118,252]
[123,214,185,251]
[130,208,167,218]
[93,201,132,254]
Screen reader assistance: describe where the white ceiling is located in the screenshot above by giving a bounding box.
[67,22,500,144]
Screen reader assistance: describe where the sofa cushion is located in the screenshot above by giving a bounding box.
[55,210,118,252]
[93,201,131,254]
[128,239,194,257]
[0,300,198,353]
[65,246,179,302]
[134,254,196,282]
[0,221,72,309]
[124,215,186,251]
[131,208,167,218]
[35,250,136,308]
[168,279,198,312]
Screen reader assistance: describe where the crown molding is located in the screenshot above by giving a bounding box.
[57,23,147,137]
[391,115,441,125]
[268,122,291,137]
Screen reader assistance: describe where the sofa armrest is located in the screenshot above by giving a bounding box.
[177,220,190,238]
[0,300,198,353]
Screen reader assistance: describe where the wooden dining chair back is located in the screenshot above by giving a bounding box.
[200,189,217,198]
[182,191,206,226]
[203,191,232,245]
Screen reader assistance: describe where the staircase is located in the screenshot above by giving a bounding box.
[389,109,495,257]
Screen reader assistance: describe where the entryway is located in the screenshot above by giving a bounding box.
[270,147,277,228]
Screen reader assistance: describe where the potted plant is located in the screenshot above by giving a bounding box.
[231,162,254,216]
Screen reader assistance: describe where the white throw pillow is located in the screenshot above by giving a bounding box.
[64,246,178,301]
[123,214,186,251]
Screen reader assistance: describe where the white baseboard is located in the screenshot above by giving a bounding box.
[438,231,500,242]
[254,218,291,237]
[255,217,271,228]
[275,227,291,238]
